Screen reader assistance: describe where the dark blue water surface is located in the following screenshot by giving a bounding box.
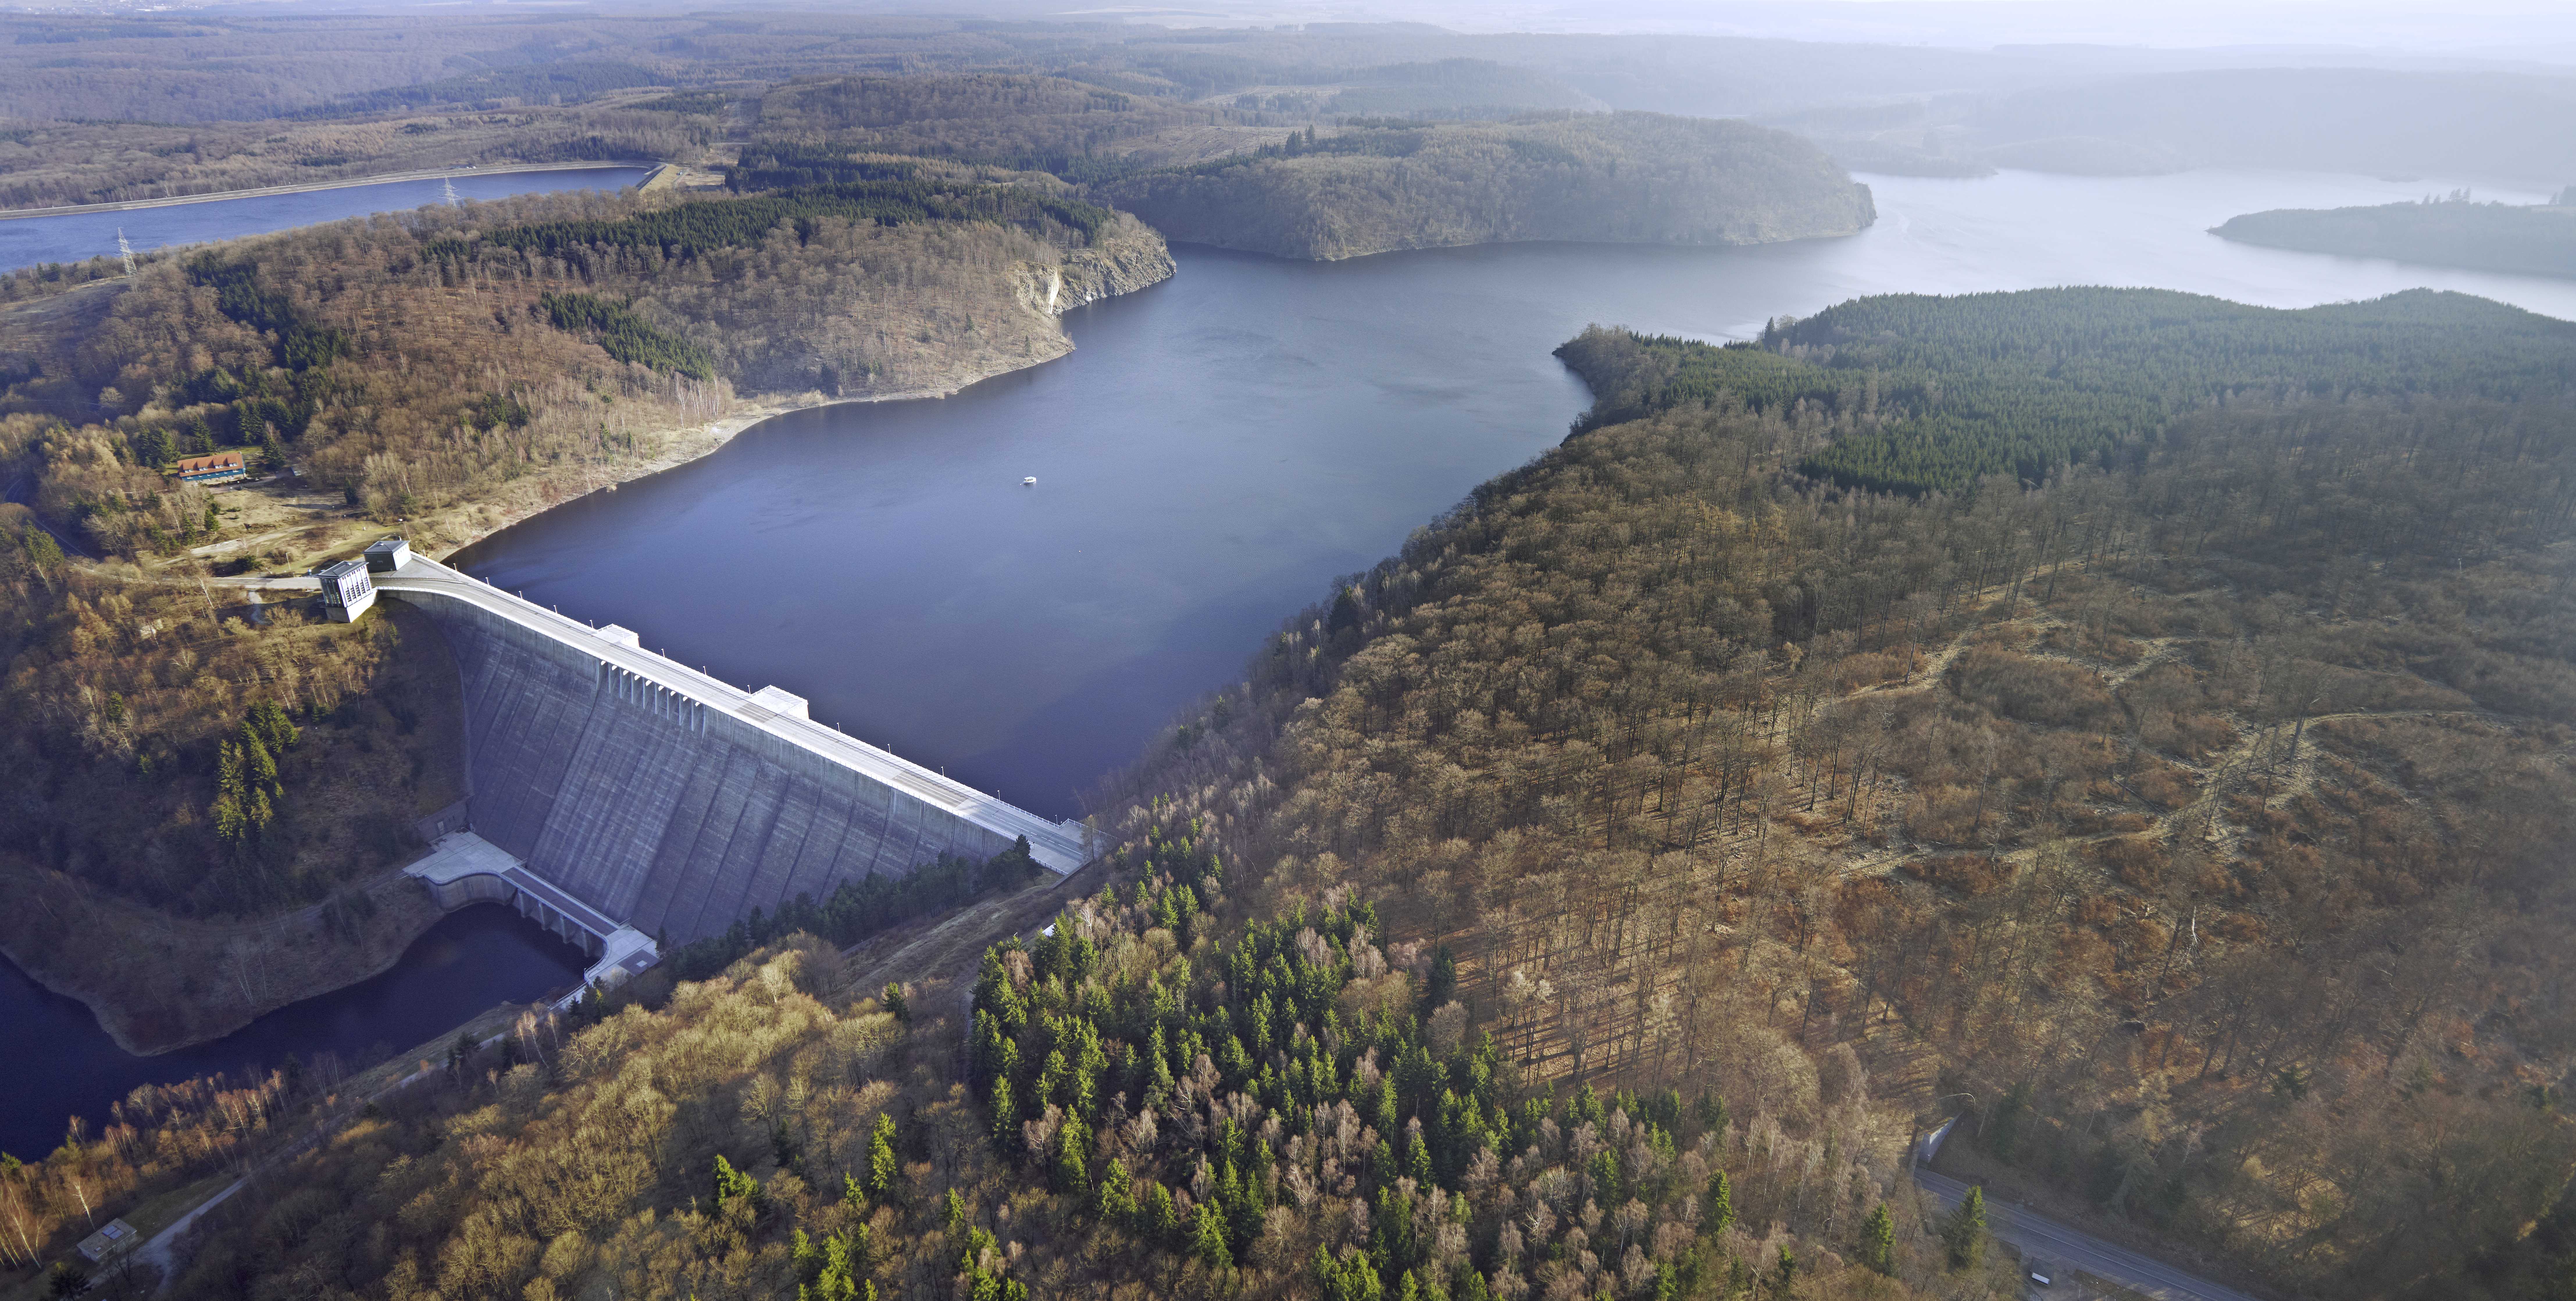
[0,165,650,273]
[12,165,2576,1157]
[0,908,584,1159]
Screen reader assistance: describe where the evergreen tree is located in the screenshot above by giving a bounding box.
[1861,1202,1896,1275]
[237,724,276,793]
[806,1229,868,1301]
[132,426,173,467]
[1055,1114,1091,1195]
[1097,1157,1134,1226]
[1704,1169,1735,1233]
[1944,1186,1987,1270]
[1191,1201,1232,1270]
[712,1154,761,1209]
[866,1113,900,1198]
[1145,1180,1178,1248]
[248,700,299,753]
[988,1076,1019,1151]
[1588,1147,1624,1204]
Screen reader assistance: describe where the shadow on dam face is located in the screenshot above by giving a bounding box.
[377,559,1088,947]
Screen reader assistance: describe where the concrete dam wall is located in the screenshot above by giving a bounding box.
[376,557,1089,947]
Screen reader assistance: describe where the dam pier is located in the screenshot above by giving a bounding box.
[240,548,1094,999]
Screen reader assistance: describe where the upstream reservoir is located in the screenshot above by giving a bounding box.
[8,165,2576,1158]
[456,168,2576,820]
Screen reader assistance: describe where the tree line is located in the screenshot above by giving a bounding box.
[1556,287,2576,494]
[424,179,1119,267]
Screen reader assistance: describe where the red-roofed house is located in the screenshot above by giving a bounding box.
[173,451,247,485]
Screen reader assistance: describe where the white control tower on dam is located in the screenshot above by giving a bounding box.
[323,547,1091,983]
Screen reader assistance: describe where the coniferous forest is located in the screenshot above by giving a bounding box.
[1557,288,2576,493]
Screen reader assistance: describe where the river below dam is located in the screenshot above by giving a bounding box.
[9,165,2575,1158]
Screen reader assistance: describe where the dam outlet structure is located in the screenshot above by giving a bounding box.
[293,551,1094,996]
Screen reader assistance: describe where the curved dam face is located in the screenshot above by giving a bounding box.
[377,557,1088,948]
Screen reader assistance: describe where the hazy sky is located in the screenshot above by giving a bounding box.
[1091,0,2576,61]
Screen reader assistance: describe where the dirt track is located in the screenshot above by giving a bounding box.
[839,857,1114,1016]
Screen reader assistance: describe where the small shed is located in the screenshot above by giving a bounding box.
[172,451,248,485]
[77,1217,138,1263]
[317,559,375,622]
[364,536,412,573]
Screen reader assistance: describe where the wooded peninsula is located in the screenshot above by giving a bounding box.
[1097,114,1876,261]
[2213,197,2576,278]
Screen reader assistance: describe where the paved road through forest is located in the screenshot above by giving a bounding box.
[1913,1168,2263,1301]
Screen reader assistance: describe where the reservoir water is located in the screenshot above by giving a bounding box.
[11,165,2575,1156]
[0,165,652,274]
[456,168,2574,820]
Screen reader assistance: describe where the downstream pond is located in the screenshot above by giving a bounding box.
[10,165,2576,1159]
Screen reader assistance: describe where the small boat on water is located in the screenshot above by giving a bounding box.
[1023,476,1038,486]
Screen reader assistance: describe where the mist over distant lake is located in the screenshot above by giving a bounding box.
[9,163,2573,1159]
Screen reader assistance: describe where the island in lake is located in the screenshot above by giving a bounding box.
[2212,193,2576,278]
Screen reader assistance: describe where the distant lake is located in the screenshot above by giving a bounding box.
[0,165,651,273]
[10,164,2576,1157]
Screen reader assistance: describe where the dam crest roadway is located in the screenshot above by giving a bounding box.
[231,548,1095,996]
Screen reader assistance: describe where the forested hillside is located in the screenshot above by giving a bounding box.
[0,178,1170,561]
[152,287,2576,1301]
[1555,288,2576,493]
[748,73,1262,181]
[0,174,1168,1061]
[1099,112,1875,261]
[0,429,467,1050]
[168,861,2019,1301]
[2214,197,2576,278]
[1277,59,1604,121]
